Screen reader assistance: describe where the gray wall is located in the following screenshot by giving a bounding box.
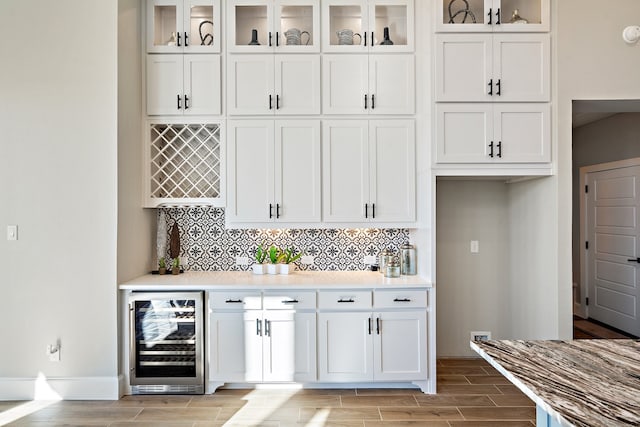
[0,1,119,398]
[571,113,640,299]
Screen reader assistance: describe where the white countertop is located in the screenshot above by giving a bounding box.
[119,270,433,291]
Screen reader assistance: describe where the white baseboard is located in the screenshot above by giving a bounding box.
[0,376,120,400]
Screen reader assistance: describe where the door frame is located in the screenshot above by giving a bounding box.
[579,157,640,318]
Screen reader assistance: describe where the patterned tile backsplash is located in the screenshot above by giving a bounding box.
[159,208,410,271]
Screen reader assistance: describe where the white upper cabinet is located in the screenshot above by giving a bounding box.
[147,0,222,53]
[228,0,320,53]
[322,0,414,53]
[436,33,550,102]
[436,0,550,33]
[227,120,321,224]
[323,54,415,115]
[228,54,321,115]
[436,103,550,164]
[322,120,415,223]
[146,54,221,115]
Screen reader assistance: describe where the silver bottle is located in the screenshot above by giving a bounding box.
[400,243,416,275]
[379,248,395,274]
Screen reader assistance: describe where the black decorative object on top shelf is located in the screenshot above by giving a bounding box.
[448,0,477,24]
[248,29,260,45]
[380,27,394,45]
[199,20,214,45]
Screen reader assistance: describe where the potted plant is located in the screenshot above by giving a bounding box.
[267,245,281,275]
[172,257,180,275]
[279,247,303,275]
[252,244,267,275]
[158,257,167,275]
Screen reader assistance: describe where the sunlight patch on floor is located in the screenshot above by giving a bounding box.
[0,372,62,425]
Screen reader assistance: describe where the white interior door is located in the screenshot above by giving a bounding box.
[585,164,640,336]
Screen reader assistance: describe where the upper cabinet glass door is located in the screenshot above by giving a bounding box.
[322,0,413,53]
[229,0,319,53]
[147,0,221,53]
[436,0,549,32]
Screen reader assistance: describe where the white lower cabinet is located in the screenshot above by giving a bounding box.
[209,291,316,383]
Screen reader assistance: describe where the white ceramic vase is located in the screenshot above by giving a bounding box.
[252,264,265,275]
[267,264,279,275]
[279,264,291,275]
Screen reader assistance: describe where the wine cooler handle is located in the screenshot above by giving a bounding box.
[128,303,136,375]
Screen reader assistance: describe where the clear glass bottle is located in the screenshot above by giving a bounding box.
[400,243,417,275]
[379,248,395,274]
[385,258,401,278]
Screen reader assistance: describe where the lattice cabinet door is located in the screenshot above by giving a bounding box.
[144,121,224,207]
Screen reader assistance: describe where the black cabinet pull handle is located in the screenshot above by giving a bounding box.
[276,203,281,218]
[393,298,412,302]
[496,79,501,96]
[184,31,189,46]
[177,94,182,109]
[496,8,501,25]
[269,203,273,219]
[371,94,375,109]
[368,317,372,335]
[489,141,494,158]
[225,299,243,304]
[488,79,493,96]
[269,31,273,47]
[628,258,640,263]
[364,31,367,47]
[177,32,181,47]
[269,94,273,110]
[337,298,355,303]
[488,8,493,25]
[497,141,502,158]
[256,318,262,336]
[364,94,368,109]
[372,203,376,219]
[276,94,280,109]
[282,299,299,304]
[184,94,189,109]
[371,32,374,47]
[376,317,380,335]
[276,31,279,47]
[365,203,368,218]
[265,319,271,337]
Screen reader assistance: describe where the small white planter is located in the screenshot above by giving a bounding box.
[267,263,279,275]
[252,264,265,275]
[279,264,295,275]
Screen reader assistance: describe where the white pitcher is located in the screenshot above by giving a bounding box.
[284,28,310,45]
[336,29,361,45]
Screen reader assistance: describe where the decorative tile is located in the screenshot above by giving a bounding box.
[158,208,411,272]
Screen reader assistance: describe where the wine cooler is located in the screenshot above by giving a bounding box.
[129,292,204,394]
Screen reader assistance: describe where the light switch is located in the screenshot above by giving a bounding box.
[470,240,479,253]
[7,225,18,241]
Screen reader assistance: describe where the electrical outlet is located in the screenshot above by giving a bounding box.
[7,225,18,241]
[301,255,315,265]
[235,256,249,266]
[470,331,492,342]
[470,240,479,253]
[363,255,378,265]
[47,344,60,362]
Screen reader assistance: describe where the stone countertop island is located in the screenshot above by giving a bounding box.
[471,340,640,427]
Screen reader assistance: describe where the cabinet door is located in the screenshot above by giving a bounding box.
[435,34,492,102]
[228,0,275,53]
[263,311,316,382]
[436,104,493,163]
[493,103,550,163]
[228,55,275,115]
[243,311,264,382]
[369,0,414,52]
[373,310,427,381]
[146,54,183,115]
[227,120,275,222]
[369,120,416,222]
[275,55,321,115]
[275,121,321,222]
[147,0,184,53]
[209,311,249,382]
[369,55,415,115]
[493,34,550,102]
[492,0,550,33]
[436,0,550,33]
[322,120,369,222]
[322,0,368,53]
[183,0,222,53]
[322,55,369,115]
[318,312,373,382]
[275,0,321,53]
[183,54,221,115]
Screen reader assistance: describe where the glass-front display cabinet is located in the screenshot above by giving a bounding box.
[228,0,320,53]
[436,0,549,32]
[322,0,414,53]
[147,0,222,53]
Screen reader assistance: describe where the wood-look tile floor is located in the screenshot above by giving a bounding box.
[1,359,535,426]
